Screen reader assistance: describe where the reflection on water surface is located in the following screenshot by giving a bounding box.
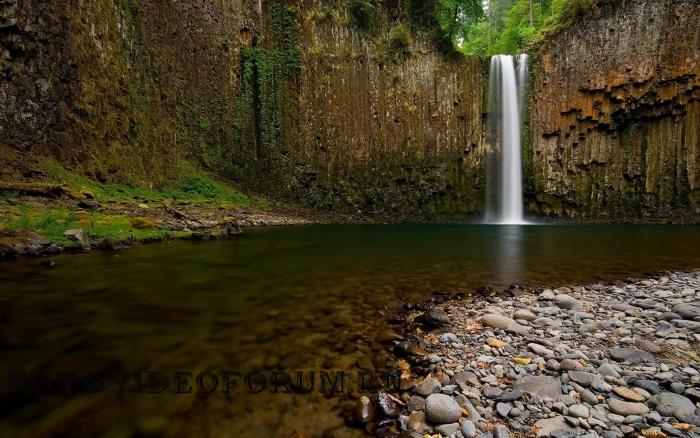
[1,224,699,437]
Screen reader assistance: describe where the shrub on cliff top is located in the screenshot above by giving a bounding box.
[349,0,376,32]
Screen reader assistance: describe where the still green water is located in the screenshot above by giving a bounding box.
[0,224,699,437]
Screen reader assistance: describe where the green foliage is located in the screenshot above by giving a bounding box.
[1,206,183,244]
[38,159,257,208]
[387,24,414,57]
[233,0,301,189]
[460,0,610,55]
[348,0,376,32]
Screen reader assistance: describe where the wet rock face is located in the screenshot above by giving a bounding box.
[0,0,487,218]
[530,0,700,220]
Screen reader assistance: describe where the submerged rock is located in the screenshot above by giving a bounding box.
[351,396,375,424]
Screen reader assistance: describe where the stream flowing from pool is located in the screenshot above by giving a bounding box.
[1,224,699,437]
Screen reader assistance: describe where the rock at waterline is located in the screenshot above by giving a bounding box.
[512,376,562,399]
[63,229,85,242]
[417,307,450,328]
[376,392,399,418]
[481,314,528,334]
[351,396,375,424]
[414,376,441,396]
[425,393,462,424]
[553,294,584,311]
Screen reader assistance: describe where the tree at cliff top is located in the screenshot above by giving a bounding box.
[460,0,607,55]
[404,0,484,51]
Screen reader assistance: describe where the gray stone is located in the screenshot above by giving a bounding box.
[529,343,555,357]
[632,379,661,395]
[539,289,556,300]
[607,413,625,424]
[422,307,450,326]
[495,390,523,402]
[533,416,576,437]
[597,363,621,378]
[609,347,653,364]
[482,314,528,334]
[608,398,649,416]
[407,395,426,411]
[658,312,682,322]
[64,229,85,242]
[494,425,509,438]
[454,394,481,422]
[451,370,478,386]
[611,303,636,312]
[434,423,461,436]
[461,420,477,438]
[649,392,695,417]
[496,402,511,417]
[572,383,599,405]
[646,411,662,424]
[554,294,584,311]
[634,339,662,354]
[425,393,462,424]
[670,382,685,394]
[672,303,700,320]
[672,319,700,332]
[415,376,442,396]
[513,376,563,399]
[514,309,537,321]
[568,371,595,387]
[568,404,590,418]
[560,359,585,371]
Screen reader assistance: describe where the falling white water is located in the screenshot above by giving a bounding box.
[486,55,529,225]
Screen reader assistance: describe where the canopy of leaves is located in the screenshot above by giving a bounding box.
[459,0,608,55]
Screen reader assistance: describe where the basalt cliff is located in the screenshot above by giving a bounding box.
[1,0,698,220]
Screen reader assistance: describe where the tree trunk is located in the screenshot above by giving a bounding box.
[529,0,534,27]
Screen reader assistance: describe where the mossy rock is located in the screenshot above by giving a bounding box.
[128,216,157,229]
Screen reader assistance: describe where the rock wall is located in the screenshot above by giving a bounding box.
[0,0,487,219]
[530,0,700,220]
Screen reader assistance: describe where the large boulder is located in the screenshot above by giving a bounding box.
[425,394,462,424]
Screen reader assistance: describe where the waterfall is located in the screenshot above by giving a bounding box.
[486,54,529,225]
